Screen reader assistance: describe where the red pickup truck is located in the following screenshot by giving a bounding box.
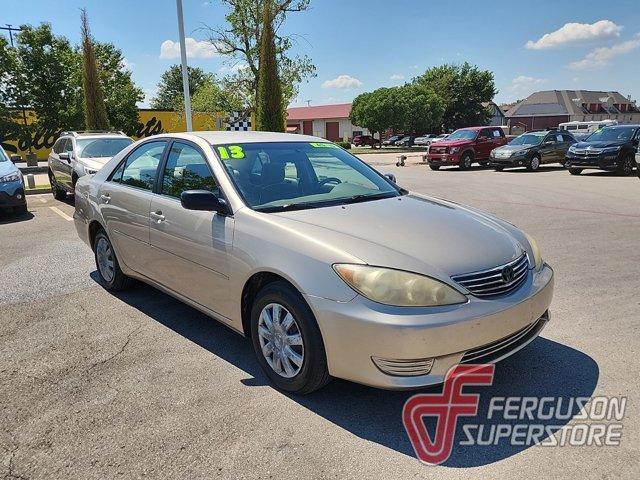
[427,126,508,170]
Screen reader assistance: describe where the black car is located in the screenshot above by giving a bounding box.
[382,135,405,147]
[564,124,640,176]
[395,135,416,147]
[489,130,576,171]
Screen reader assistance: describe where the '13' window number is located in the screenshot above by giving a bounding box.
[217,145,245,159]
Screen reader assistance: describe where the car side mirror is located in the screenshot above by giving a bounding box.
[59,152,70,162]
[384,173,397,183]
[181,190,230,215]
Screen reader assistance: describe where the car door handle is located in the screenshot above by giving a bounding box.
[100,194,111,203]
[150,211,165,222]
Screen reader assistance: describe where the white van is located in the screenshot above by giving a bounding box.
[558,120,618,139]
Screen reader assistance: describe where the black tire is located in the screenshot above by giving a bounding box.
[250,281,331,394]
[618,153,635,176]
[526,155,541,172]
[494,166,504,172]
[459,152,473,170]
[93,229,133,291]
[429,165,440,171]
[568,168,583,176]
[50,173,66,200]
[13,205,28,215]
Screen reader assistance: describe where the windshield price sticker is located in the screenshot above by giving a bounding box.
[309,142,340,149]
[217,145,245,159]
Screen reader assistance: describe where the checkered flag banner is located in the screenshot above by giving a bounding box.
[226,111,252,131]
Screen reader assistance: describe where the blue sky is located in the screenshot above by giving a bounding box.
[3,0,640,108]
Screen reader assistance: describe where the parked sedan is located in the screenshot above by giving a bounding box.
[382,135,405,147]
[489,130,576,171]
[395,135,415,147]
[0,146,27,215]
[74,131,554,394]
[414,135,436,146]
[353,135,380,148]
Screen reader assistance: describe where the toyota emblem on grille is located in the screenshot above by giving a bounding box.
[501,265,515,283]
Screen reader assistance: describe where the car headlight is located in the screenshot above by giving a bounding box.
[513,149,528,157]
[523,232,543,270]
[333,264,467,307]
[82,166,98,175]
[602,146,622,154]
[450,147,460,154]
[0,173,20,183]
[568,145,577,153]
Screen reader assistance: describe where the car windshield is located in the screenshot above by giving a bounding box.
[216,141,402,212]
[447,130,477,140]
[76,138,133,158]
[0,147,9,162]
[509,133,545,146]
[585,126,636,142]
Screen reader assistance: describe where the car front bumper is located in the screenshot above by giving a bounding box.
[305,264,554,389]
[489,154,530,167]
[565,153,620,170]
[0,182,26,208]
[427,153,462,165]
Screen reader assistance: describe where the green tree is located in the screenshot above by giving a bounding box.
[412,62,496,130]
[151,65,212,110]
[173,76,243,129]
[205,0,315,110]
[255,0,284,131]
[93,43,144,134]
[80,9,109,130]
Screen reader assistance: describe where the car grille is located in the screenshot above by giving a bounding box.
[572,148,602,156]
[430,146,447,154]
[451,254,529,297]
[460,312,548,364]
[371,356,435,377]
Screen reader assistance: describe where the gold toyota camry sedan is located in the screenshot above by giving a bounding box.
[74,131,554,394]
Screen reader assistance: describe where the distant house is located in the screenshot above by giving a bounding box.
[286,103,373,141]
[506,90,640,131]
[483,101,507,126]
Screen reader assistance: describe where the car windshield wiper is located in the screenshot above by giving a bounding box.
[342,191,399,204]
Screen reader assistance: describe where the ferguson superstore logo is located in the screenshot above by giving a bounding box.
[402,364,627,465]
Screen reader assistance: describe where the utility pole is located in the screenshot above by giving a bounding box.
[175,0,193,132]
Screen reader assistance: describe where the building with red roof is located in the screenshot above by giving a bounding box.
[286,103,374,141]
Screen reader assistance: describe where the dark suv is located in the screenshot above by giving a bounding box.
[353,135,381,148]
[489,130,576,171]
[565,124,640,176]
[382,135,405,147]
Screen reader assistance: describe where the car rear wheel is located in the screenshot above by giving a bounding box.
[49,172,66,200]
[618,154,635,176]
[527,155,541,172]
[429,165,440,171]
[494,166,504,172]
[93,230,133,291]
[568,168,583,175]
[459,152,473,170]
[250,281,331,394]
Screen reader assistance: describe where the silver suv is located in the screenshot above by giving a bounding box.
[48,131,133,199]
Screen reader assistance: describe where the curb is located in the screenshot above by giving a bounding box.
[19,166,49,174]
[25,188,52,196]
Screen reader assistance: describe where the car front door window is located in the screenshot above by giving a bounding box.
[161,142,220,198]
[120,141,166,191]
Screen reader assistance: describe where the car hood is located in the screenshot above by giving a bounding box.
[494,144,532,154]
[270,194,525,280]
[432,139,473,148]
[574,140,627,149]
[0,160,19,177]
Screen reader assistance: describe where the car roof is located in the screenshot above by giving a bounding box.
[155,131,327,144]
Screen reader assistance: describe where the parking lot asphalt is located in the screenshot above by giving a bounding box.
[1,156,639,479]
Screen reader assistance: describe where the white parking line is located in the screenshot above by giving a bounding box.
[39,198,47,204]
[49,206,73,222]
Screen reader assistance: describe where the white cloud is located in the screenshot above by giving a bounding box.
[219,62,249,74]
[159,37,220,59]
[569,34,640,69]
[509,75,547,94]
[321,74,363,89]
[390,74,405,81]
[525,20,622,50]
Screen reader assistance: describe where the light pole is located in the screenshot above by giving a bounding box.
[176,0,193,132]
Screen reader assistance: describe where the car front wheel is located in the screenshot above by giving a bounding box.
[251,281,331,394]
[429,165,440,171]
[527,155,541,172]
[568,168,583,175]
[459,152,473,170]
[618,153,635,176]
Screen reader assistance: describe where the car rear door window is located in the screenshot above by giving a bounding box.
[120,141,166,191]
[161,142,219,198]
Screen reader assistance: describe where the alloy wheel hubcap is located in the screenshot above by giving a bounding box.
[257,303,304,378]
[96,237,115,283]
[532,158,540,170]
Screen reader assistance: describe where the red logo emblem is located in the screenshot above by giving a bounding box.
[402,364,495,465]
